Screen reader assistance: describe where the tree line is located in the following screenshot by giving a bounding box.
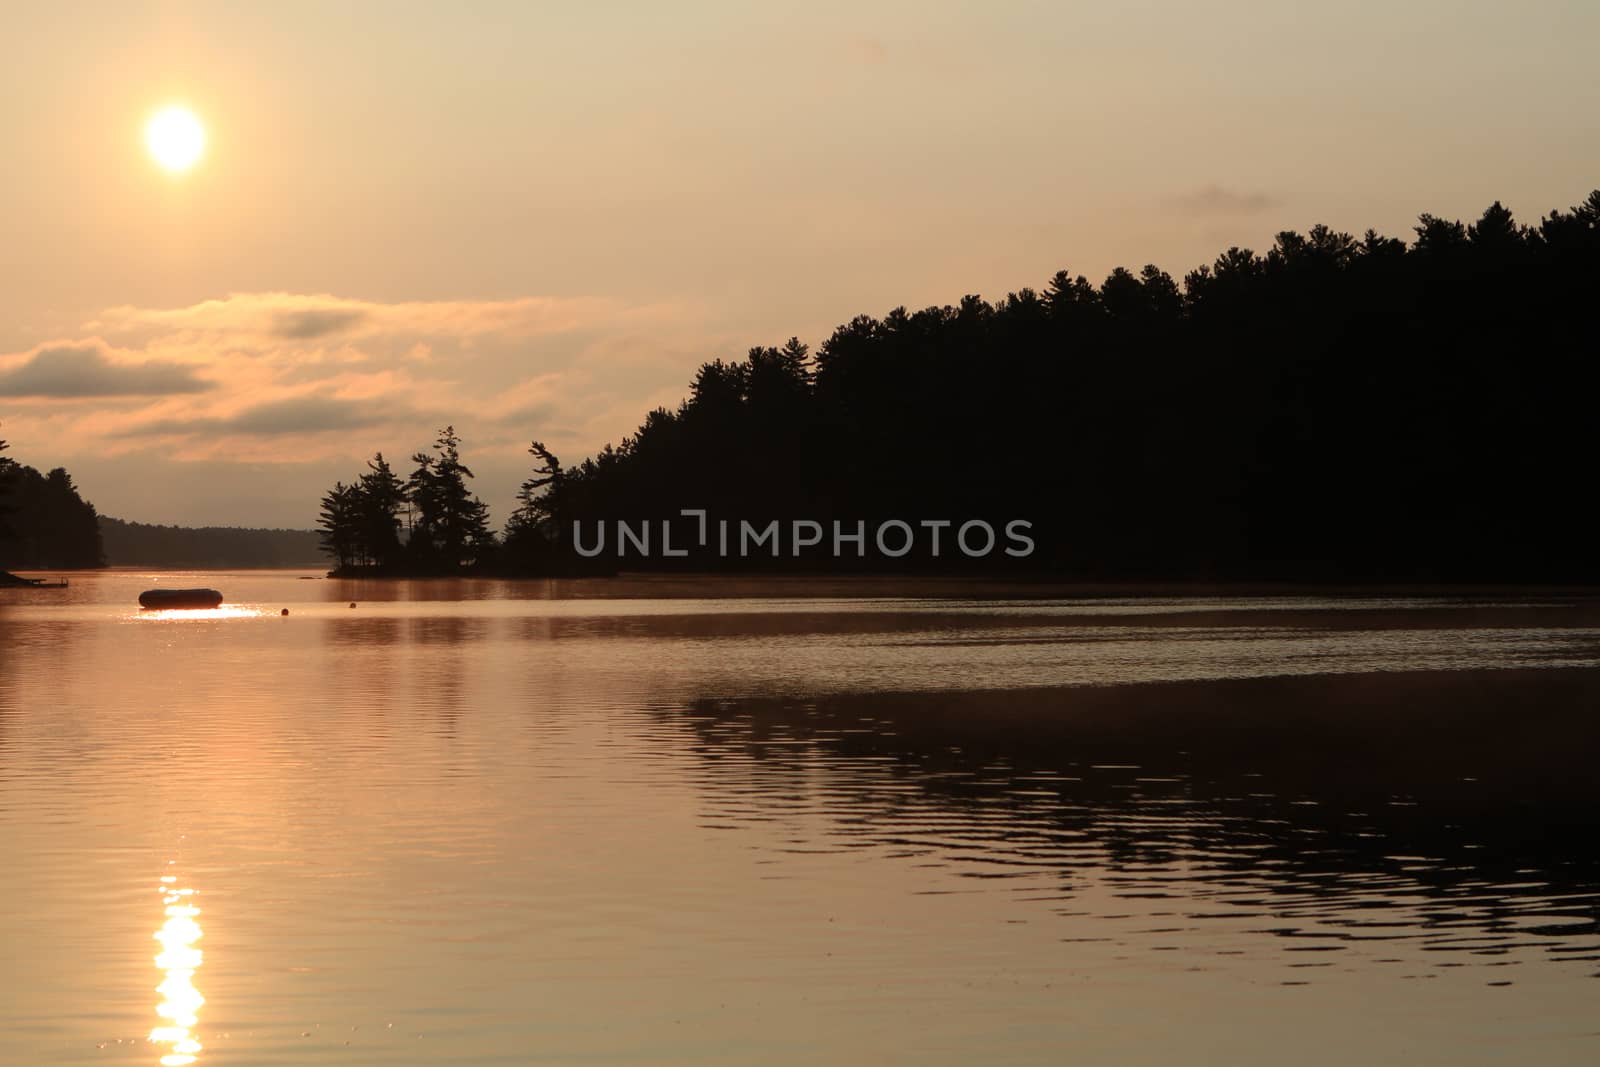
[0,431,106,574]
[0,434,11,544]
[320,191,1600,582]
[0,433,13,581]
[99,517,324,569]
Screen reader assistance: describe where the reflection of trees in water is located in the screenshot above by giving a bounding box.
[405,616,488,645]
[324,616,405,647]
[318,615,492,739]
[657,669,1600,975]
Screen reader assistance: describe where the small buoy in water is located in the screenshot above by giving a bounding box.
[349,602,357,608]
[281,608,289,616]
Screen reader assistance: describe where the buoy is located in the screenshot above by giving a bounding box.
[281,608,289,616]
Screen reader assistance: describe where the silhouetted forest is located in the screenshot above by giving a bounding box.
[0,435,11,539]
[317,429,495,573]
[322,192,1600,582]
[0,445,105,572]
[99,517,326,569]
[0,434,16,583]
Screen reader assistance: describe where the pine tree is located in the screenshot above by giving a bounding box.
[406,427,491,570]
[509,441,562,531]
[503,441,562,567]
[356,453,406,569]
[317,482,360,571]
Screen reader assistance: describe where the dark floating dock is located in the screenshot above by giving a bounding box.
[138,588,224,609]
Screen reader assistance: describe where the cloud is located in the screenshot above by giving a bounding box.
[1169,185,1281,217]
[120,395,417,438]
[2,289,725,524]
[271,308,369,340]
[0,341,213,398]
[487,399,558,429]
[95,292,624,345]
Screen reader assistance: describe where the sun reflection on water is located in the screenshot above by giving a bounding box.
[137,606,265,622]
[150,873,204,1066]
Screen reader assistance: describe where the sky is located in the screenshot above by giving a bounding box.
[3,0,1598,528]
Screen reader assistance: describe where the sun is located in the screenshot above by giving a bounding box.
[146,106,206,174]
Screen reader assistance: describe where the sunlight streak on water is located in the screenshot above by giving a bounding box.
[150,871,204,1067]
[135,606,266,622]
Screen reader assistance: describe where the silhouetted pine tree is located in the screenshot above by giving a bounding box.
[502,440,564,569]
[356,453,406,569]
[317,482,359,571]
[405,427,493,571]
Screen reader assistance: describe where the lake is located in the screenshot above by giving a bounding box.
[3,572,1599,1065]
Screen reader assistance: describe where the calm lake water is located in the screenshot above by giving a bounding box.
[3,572,1600,1065]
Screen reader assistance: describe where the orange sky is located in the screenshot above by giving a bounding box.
[3,1,1598,526]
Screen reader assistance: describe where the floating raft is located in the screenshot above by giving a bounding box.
[138,588,224,610]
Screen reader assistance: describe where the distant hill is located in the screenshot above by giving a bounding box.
[99,516,327,569]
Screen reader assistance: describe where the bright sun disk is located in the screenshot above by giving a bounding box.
[146,106,205,174]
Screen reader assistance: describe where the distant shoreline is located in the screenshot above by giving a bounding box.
[241,568,1600,599]
[11,566,1600,601]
